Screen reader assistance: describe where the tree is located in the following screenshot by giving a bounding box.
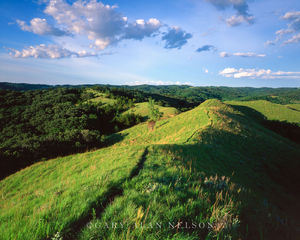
[147,98,162,131]
[148,98,162,122]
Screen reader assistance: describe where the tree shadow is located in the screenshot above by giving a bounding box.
[228,104,267,122]
[228,104,300,144]
[103,132,128,147]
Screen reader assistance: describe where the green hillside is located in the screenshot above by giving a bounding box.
[122,102,179,120]
[225,100,300,124]
[286,103,300,112]
[84,90,117,105]
[1,100,299,240]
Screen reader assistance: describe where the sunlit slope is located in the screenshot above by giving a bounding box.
[1,99,300,240]
[0,146,146,240]
[226,100,300,124]
[84,89,116,105]
[121,102,179,120]
[113,102,210,146]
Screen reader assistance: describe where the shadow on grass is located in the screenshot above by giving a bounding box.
[229,104,300,144]
[153,136,300,240]
[262,120,300,144]
[62,147,149,240]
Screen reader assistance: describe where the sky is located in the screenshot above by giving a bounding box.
[0,0,300,87]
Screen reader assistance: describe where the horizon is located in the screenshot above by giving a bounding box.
[1,81,300,89]
[0,0,300,87]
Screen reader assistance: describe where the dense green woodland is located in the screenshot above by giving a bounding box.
[0,88,142,179]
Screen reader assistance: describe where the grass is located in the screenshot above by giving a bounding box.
[225,100,300,124]
[121,102,179,121]
[1,99,300,239]
[285,103,300,112]
[84,89,116,105]
[0,145,146,240]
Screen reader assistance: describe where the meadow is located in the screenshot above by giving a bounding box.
[1,99,299,239]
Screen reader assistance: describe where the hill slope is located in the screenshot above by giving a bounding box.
[225,100,300,124]
[0,100,299,240]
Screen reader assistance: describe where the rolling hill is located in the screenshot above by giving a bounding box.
[121,102,179,121]
[0,99,299,240]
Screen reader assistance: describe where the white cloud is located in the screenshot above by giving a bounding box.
[266,11,300,46]
[226,15,254,27]
[162,26,192,49]
[220,52,266,58]
[220,51,230,57]
[16,18,68,36]
[284,33,300,44]
[13,0,191,56]
[127,79,192,86]
[44,0,130,49]
[219,68,300,79]
[9,44,97,59]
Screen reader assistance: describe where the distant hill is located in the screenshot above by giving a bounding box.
[0,82,53,91]
[1,82,299,105]
[1,99,299,240]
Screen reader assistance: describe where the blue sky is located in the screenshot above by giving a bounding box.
[0,0,300,87]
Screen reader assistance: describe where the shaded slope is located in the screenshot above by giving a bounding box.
[225,100,300,124]
[0,100,299,240]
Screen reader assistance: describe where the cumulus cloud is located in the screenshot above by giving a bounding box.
[122,18,161,40]
[16,18,68,36]
[162,26,192,49]
[196,45,216,52]
[206,0,254,26]
[219,68,300,79]
[266,11,300,45]
[43,0,137,49]
[220,51,266,57]
[9,44,97,59]
[14,0,191,55]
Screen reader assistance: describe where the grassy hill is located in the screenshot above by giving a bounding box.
[121,102,179,121]
[225,100,300,124]
[1,100,299,240]
[84,89,117,105]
